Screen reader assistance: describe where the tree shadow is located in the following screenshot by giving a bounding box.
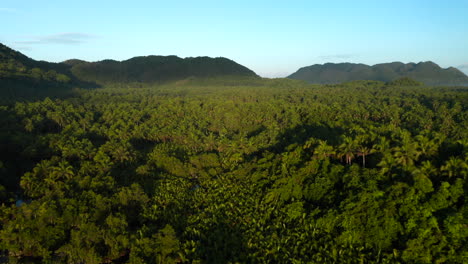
[277,123,345,146]
[251,123,345,158]
[195,217,248,264]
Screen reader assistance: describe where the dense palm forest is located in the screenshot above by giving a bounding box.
[0,76,467,263]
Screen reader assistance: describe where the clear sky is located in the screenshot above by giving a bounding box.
[1,0,467,77]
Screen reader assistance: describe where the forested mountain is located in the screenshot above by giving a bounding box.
[65,56,258,84]
[0,43,77,100]
[0,43,67,74]
[1,43,258,100]
[288,61,468,86]
[1,42,258,86]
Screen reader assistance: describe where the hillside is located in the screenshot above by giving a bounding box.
[0,43,81,101]
[65,55,258,84]
[0,43,259,100]
[0,43,73,85]
[288,61,468,86]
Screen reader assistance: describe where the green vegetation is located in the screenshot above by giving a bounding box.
[1,43,467,263]
[0,43,73,84]
[67,56,258,85]
[0,77,467,263]
[288,61,468,86]
[1,43,257,102]
[0,44,84,102]
[386,77,424,87]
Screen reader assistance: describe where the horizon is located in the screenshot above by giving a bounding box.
[1,0,467,77]
[4,41,466,79]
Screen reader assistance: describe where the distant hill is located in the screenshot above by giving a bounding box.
[0,43,73,84]
[64,55,258,84]
[1,43,257,86]
[0,43,81,101]
[0,43,259,100]
[288,62,468,86]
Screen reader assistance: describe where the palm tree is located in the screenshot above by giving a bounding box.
[313,140,335,160]
[415,134,438,158]
[338,136,358,165]
[113,142,135,163]
[393,133,421,170]
[356,145,373,168]
[204,132,217,151]
[52,161,74,181]
[47,111,67,128]
[355,135,376,168]
[375,136,395,175]
[420,160,437,176]
[375,136,391,154]
[441,157,468,178]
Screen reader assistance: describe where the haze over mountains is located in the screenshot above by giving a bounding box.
[288,62,468,86]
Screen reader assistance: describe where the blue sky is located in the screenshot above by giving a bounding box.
[1,0,467,77]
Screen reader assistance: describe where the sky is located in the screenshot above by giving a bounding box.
[1,0,467,77]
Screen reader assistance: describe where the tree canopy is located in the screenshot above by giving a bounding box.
[0,77,467,263]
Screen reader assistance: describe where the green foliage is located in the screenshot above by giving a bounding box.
[386,76,424,87]
[0,44,79,103]
[0,77,467,263]
[0,43,261,103]
[69,56,258,85]
[289,61,468,86]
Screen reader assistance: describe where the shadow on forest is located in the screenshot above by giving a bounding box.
[0,78,100,105]
[246,125,267,138]
[0,108,38,197]
[267,123,345,153]
[244,122,387,168]
[195,217,248,264]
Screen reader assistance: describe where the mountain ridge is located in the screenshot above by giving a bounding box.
[2,43,468,88]
[67,55,258,84]
[0,43,258,87]
[288,61,468,86]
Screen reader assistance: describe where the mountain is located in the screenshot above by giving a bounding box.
[288,61,468,86]
[64,55,257,84]
[0,43,81,101]
[1,43,258,99]
[0,43,74,83]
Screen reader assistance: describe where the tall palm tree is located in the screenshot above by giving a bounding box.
[355,135,376,168]
[338,136,358,165]
[356,145,373,168]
